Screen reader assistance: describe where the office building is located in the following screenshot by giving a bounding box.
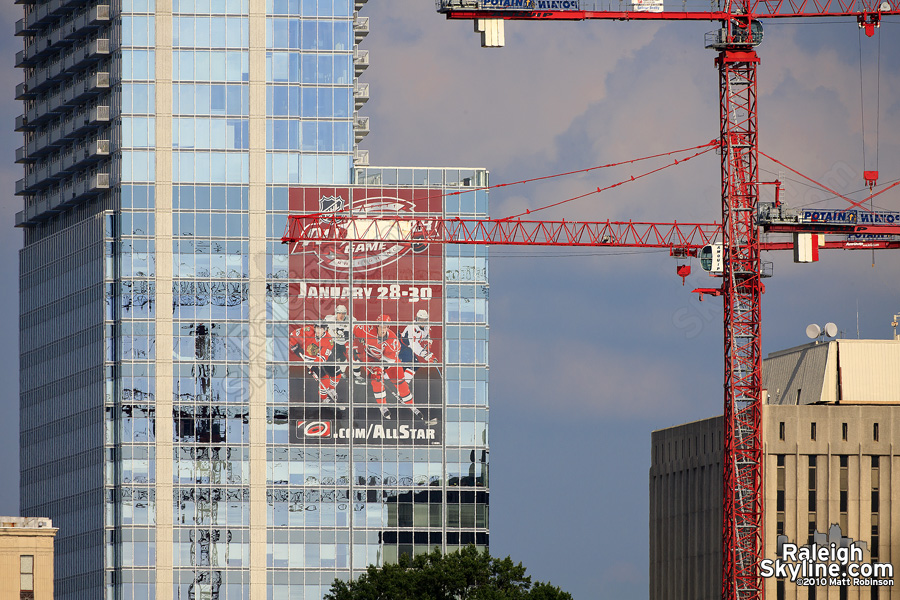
[0,516,57,600]
[15,2,490,599]
[650,338,900,600]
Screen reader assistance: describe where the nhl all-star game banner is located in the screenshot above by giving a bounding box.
[286,187,443,446]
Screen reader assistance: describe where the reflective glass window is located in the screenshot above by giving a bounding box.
[173,84,249,116]
[123,84,156,114]
[173,0,249,14]
[123,50,156,80]
[173,118,249,150]
[123,16,155,46]
[122,151,157,182]
[123,117,156,148]
[174,51,249,82]
[174,17,249,48]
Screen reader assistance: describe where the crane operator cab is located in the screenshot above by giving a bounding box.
[733,19,764,46]
[705,19,763,49]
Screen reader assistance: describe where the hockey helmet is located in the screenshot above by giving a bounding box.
[415,309,429,322]
[335,304,347,314]
[376,314,391,322]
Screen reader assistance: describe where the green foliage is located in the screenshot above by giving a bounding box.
[324,545,573,600]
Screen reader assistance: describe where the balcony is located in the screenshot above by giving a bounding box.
[15,146,36,164]
[354,115,369,143]
[353,49,369,76]
[62,5,110,42]
[66,38,110,71]
[26,72,109,125]
[62,104,110,140]
[353,148,369,166]
[26,39,110,96]
[16,114,34,132]
[15,171,110,226]
[18,5,110,64]
[15,49,38,68]
[61,71,110,108]
[57,171,110,206]
[353,15,369,43]
[15,82,35,101]
[21,136,110,193]
[27,0,105,33]
[57,139,110,175]
[30,105,110,156]
[15,18,39,36]
[354,82,369,110]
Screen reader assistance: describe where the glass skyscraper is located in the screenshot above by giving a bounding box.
[15,1,490,598]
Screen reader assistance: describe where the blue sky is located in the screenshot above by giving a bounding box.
[1,3,899,599]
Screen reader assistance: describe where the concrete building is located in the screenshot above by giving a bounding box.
[0,517,57,600]
[15,2,489,599]
[650,338,900,600]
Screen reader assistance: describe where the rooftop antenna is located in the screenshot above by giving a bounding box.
[807,322,839,344]
[857,299,860,339]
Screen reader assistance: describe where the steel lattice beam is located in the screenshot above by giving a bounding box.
[283,214,900,250]
[718,49,764,600]
[283,216,723,249]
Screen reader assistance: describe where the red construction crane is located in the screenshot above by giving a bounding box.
[425,3,899,599]
[286,2,900,597]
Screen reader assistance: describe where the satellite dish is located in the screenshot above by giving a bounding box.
[824,322,838,338]
[806,324,822,339]
[880,1,891,11]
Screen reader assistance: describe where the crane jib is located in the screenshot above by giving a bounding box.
[439,0,900,19]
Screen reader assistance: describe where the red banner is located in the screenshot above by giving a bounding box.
[286,187,445,445]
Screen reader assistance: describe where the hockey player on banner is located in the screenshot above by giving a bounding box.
[325,304,364,385]
[289,322,344,407]
[400,309,438,385]
[353,315,437,425]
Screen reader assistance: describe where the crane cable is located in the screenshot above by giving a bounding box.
[500,142,720,220]
[858,26,882,187]
[859,26,883,265]
[439,140,720,200]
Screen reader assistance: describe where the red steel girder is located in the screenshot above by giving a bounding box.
[283,214,900,251]
[283,215,722,249]
[718,49,764,600]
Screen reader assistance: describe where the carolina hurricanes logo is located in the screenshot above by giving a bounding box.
[294,195,436,274]
[297,420,332,437]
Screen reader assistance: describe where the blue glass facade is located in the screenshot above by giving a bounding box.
[16,1,489,599]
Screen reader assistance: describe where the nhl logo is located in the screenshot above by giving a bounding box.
[320,195,346,213]
[295,194,431,274]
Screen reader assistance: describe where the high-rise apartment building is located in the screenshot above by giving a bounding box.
[650,339,900,600]
[15,2,490,599]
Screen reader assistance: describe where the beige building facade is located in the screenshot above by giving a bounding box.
[650,339,900,600]
[0,517,57,600]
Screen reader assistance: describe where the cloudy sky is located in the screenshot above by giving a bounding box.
[1,2,899,598]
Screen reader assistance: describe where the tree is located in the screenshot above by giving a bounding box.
[324,545,573,600]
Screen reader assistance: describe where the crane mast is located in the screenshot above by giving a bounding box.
[717,43,763,600]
